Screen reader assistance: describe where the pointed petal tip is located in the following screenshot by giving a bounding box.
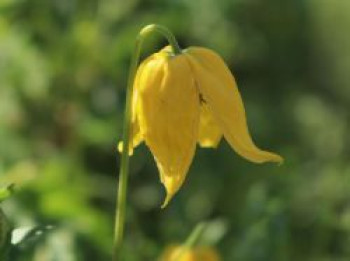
[161,193,174,209]
[276,155,285,166]
[117,141,134,156]
[117,141,123,153]
[261,152,284,165]
[160,178,179,208]
[244,149,284,165]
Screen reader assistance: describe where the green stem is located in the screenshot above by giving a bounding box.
[140,24,182,55]
[112,24,181,261]
[183,222,207,248]
[171,222,208,261]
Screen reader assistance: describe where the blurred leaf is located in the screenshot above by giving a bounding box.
[0,209,11,260]
[12,225,54,248]
[0,184,15,203]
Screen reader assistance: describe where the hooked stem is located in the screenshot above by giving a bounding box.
[112,24,181,261]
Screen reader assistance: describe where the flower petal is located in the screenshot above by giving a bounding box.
[117,94,142,155]
[137,52,200,207]
[186,47,283,164]
[117,56,154,155]
[198,103,222,148]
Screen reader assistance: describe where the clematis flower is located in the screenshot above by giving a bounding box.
[158,244,221,261]
[119,46,283,207]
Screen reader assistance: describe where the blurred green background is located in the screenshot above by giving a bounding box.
[1,0,349,260]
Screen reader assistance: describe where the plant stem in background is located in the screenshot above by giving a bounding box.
[183,222,207,249]
[113,24,182,261]
[171,222,208,261]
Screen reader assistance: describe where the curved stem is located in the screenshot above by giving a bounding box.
[171,222,208,261]
[139,24,182,55]
[113,24,181,261]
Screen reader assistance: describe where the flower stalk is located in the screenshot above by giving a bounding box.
[183,222,207,249]
[170,222,208,261]
[113,24,182,261]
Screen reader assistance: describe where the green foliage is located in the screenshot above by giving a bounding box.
[0,0,349,260]
[0,185,15,203]
[0,209,11,260]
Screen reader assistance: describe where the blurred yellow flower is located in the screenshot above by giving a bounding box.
[159,245,221,261]
[119,46,283,207]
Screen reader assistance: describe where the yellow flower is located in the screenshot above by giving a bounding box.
[119,46,283,207]
[159,245,221,261]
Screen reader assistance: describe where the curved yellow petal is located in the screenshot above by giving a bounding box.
[198,103,222,148]
[117,56,156,155]
[117,96,142,155]
[137,51,200,207]
[117,89,143,155]
[185,47,283,164]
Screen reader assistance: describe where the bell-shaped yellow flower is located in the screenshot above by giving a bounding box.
[159,245,221,261]
[120,46,283,207]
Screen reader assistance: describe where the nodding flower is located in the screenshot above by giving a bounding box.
[119,45,283,207]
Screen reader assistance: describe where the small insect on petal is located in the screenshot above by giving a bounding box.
[185,47,283,164]
[119,44,284,208]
